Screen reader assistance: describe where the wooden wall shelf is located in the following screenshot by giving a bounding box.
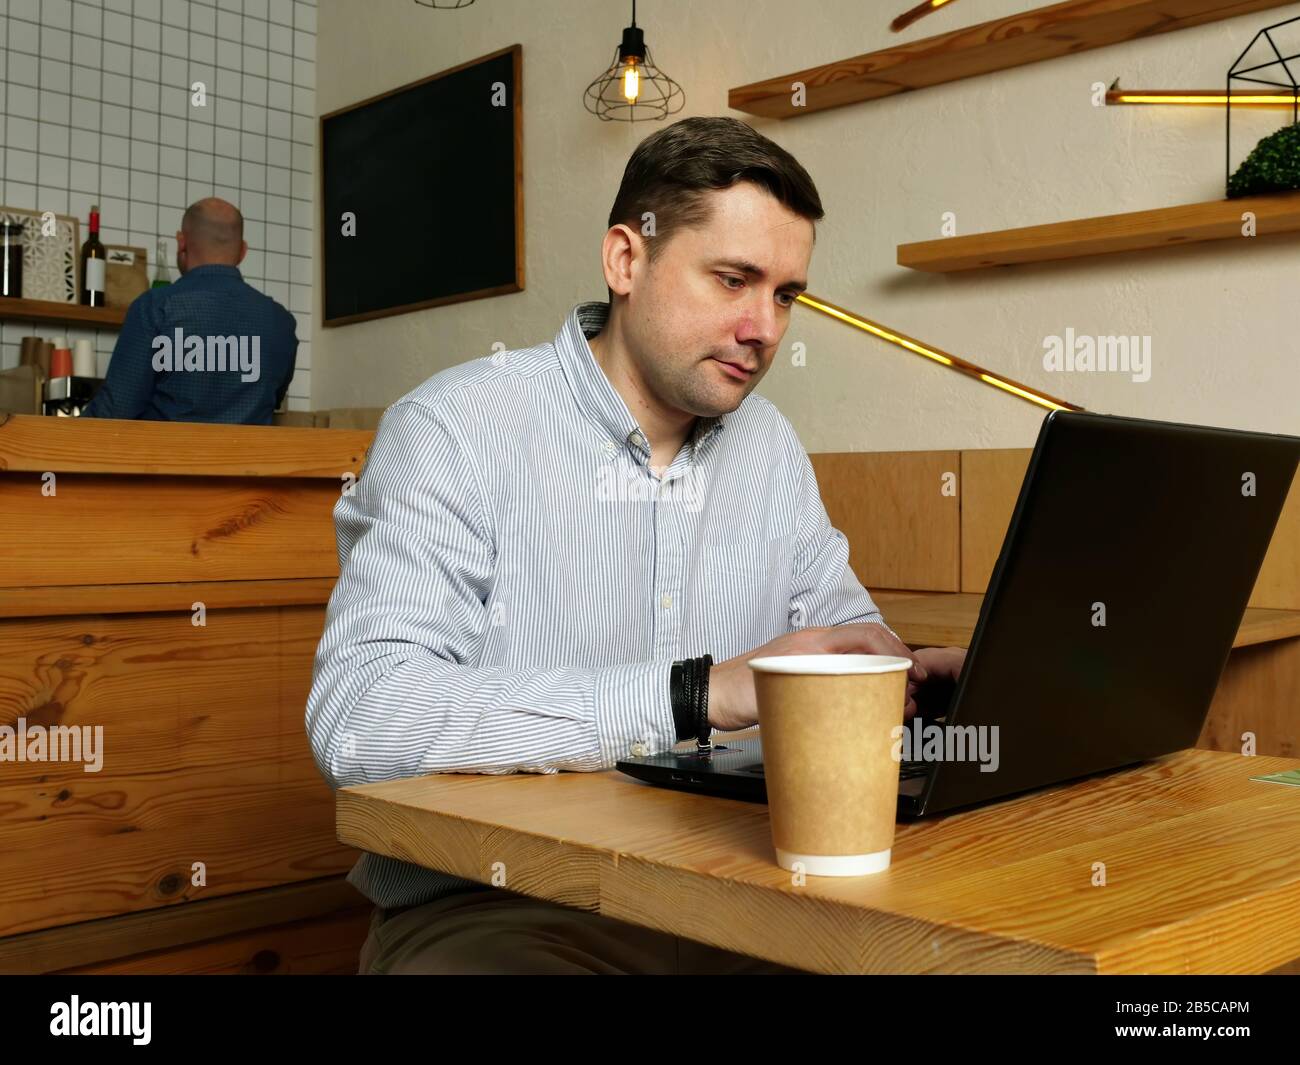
[0,297,126,329]
[896,190,1300,272]
[728,0,1293,118]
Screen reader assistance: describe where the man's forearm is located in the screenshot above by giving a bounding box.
[306,647,678,789]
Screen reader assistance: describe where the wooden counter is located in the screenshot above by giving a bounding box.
[0,414,376,973]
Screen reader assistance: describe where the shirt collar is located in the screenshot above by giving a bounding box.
[178,263,242,281]
[555,301,726,460]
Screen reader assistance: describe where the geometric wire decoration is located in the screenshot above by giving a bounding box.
[1226,14,1300,194]
[0,208,80,302]
[413,0,475,8]
[584,0,684,122]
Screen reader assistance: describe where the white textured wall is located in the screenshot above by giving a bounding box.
[313,0,1300,449]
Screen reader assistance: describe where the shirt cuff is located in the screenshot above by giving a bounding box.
[593,658,677,768]
[862,614,902,643]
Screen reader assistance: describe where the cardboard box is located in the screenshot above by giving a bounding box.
[0,365,44,414]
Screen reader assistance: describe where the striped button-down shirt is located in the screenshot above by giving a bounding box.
[306,300,893,909]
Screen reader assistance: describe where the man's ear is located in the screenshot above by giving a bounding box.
[237,240,248,265]
[601,223,643,299]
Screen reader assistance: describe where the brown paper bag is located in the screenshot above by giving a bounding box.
[104,244,149,309]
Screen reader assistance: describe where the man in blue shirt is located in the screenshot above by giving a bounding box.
[82,197,298,424]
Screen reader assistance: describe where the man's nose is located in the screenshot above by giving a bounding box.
[737,295,781,349]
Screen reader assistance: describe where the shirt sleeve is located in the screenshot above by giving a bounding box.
[305,398,677,791]
[81,294,160,420]
[787,442,898,638]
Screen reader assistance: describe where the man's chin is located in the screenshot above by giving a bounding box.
[693,392,750,419]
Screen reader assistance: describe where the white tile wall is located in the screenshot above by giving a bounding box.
[1,0,315,411]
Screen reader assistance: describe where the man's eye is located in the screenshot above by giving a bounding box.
[720,275,744,289]
[777,292,795,307]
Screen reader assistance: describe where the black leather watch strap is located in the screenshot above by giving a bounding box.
[670,660,695,742]
[695,654,714,751]
[671,656,715,747]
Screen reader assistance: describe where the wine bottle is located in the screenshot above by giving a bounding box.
[79,205,106,306]
[151,237,170,289]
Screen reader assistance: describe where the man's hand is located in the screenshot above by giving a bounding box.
[707,622,927,732]
[905,645,967,720]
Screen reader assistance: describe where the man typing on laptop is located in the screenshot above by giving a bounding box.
[306,116,965,975]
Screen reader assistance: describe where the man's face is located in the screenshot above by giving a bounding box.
[621,182,813,419]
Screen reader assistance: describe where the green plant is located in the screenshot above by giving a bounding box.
[1227,121,1300,198]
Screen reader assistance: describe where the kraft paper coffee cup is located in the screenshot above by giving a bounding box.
[748,654,912,877]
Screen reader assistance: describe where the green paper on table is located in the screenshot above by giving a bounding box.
[1250,768,1300,787]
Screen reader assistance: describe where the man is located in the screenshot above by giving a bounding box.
[82,197,297,424]
[306,117,967,974]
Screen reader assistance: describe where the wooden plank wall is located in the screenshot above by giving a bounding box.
[813,448,1300,610]
[810,451,961,593]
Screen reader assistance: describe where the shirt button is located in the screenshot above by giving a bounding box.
[603,440,617,455]
[660,593,672,609]
[630,741,649,757]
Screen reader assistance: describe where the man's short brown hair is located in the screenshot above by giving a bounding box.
[603,116,824,297]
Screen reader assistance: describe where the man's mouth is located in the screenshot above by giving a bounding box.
[711,357,757,381]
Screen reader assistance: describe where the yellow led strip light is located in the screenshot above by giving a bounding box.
[796,293,1083,413]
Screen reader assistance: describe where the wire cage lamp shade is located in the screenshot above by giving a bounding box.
[584,1,684,121]
[413,0,476,8]
[1226,14,1300,194]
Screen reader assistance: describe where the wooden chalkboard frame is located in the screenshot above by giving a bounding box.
[319,43,524,328]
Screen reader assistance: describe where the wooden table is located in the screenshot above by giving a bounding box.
[337,736,1300,974]
[884,592,1300,760]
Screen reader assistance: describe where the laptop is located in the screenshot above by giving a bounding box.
[616,410,1300,818]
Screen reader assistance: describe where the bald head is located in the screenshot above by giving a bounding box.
[177,197,246,271]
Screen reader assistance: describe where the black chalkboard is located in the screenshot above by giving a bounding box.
[320,44,523,327]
